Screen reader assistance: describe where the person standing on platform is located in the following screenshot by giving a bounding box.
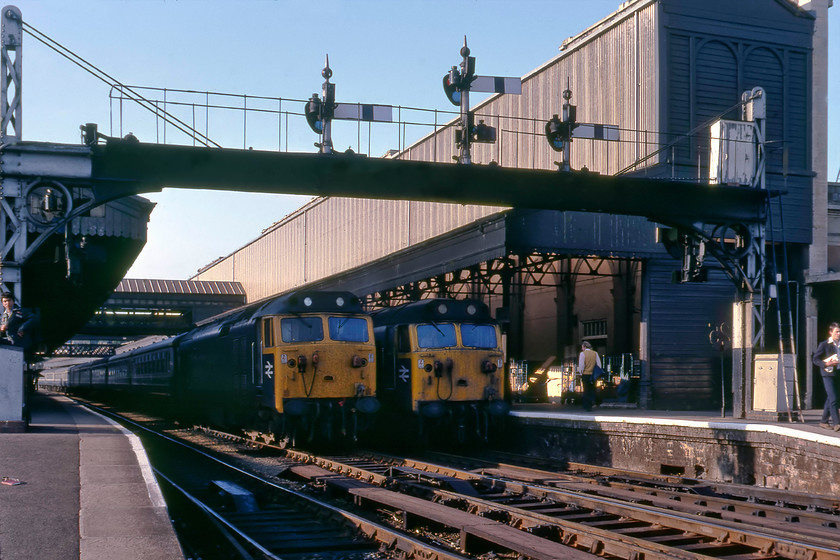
[1,292,17,343]
[578,340,602,412]
[0,292,35,348]
[812,322,840,431]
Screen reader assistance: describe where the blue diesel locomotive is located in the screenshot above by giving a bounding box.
[371,298,509,444]
[68,291,379,446]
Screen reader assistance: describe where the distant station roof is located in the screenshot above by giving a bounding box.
[116,279,245,296]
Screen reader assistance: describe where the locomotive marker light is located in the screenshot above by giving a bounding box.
[304,55,393,155]
[442,37,521,164]
[545,85,619,172]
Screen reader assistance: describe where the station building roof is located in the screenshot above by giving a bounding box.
[116,278,245,296]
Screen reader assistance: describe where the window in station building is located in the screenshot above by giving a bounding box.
[582,319,607,339]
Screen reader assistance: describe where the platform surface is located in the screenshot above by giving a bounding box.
[0,392,184,560]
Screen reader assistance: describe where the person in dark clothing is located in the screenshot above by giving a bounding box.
[0,292,36,348]
[812,322,840,431]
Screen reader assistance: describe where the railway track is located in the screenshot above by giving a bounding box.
[284,450,840,560]
[81,402,840,560]
[83,404,468,559]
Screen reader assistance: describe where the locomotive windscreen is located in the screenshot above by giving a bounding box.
[461,324,498,348]
[417,323,456,348]
[281,317,324,342]
[328,317,369,342]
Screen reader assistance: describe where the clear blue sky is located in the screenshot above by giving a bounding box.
[11,0,839,279]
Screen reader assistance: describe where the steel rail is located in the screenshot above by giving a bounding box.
[477,450,840,513]
[74,402,471,560]
[442,457,840,533]
[153,469,279,560]
[392,456,840,559]
[284,449,840,560]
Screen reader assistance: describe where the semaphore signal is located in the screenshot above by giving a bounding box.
[544,83,619,172]
[442,37,522,164]
[304,55,393,155]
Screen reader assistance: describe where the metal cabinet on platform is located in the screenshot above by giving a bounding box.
[752,353,797,420]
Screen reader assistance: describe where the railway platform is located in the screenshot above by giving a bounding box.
[510,402,840,497]
[0,391,184,560]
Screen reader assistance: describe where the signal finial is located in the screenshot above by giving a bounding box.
[322,54,332,80]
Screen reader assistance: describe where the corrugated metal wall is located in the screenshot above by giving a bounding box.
[193,196,504,301]
[647,259,734,409]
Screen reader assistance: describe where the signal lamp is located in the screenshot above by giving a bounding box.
[442,71,461,106]
[545,114,568,152]
[304,95,323,133]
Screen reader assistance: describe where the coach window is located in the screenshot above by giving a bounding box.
[263,318,275,347]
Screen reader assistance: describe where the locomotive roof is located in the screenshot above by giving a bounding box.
[255,290,365,316]
[371,298,493,326]
[193,290,366,328]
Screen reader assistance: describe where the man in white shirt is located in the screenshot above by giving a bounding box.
[578,341,602,412]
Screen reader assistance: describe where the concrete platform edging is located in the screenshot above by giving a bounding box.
[80,407,168,508]
[510,411,840,448]
[73,405,183,559]
[510,409,840,495]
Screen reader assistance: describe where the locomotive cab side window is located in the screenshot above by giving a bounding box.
[416,323,456,349]
[263,318,275,347]
[328,316,369,342]
[461,323,498,348]
[281,316,324,342]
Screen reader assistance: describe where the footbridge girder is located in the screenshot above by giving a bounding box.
[81,139,767,230]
